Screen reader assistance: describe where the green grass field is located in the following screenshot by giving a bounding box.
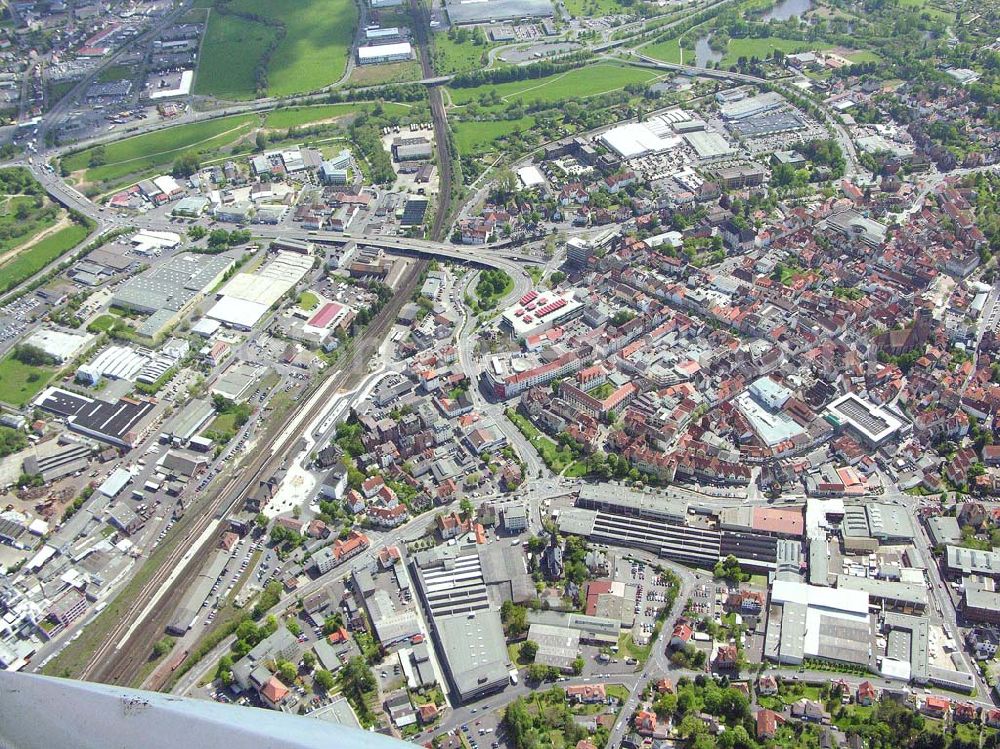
[448,63,662,106]
[452,117,535,154]
[298,291,319,310]
[843,49,881,63]
[562,0,632,17]
[62,114,257,186]
[0,223,90,295]
[197,0,358,99]
[0,353,56,406]
[642,37,685,64]
[346,60,423,87]
[263,102,410,130]
[433,33,492,75]
[720,37,832,66]
[194,12,279,99]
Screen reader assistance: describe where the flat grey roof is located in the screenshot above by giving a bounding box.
[113,253,232,312]
[946,545,1000,576]
[864,503,916,540]
[577,482,689,522]
[884,612,929,682]
[435,611,509,696]
[836,575,927,608]
[926,516,961,546]
[445,0,554,24]
[778,601,807,662]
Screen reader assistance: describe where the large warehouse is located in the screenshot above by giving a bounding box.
[112,253,233,316]
[35,387,156,448]
[410,545,511,703]
[763,580,872,668]
[445,0,554,24]
[599,119,683,160]
[208,251,313,329]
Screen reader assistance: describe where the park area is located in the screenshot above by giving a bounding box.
[194,0,358,99]
[506,409,580,474]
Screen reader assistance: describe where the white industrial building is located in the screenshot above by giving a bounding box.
[599,120,682,160]
[130,230,181,256]
[357,42,412,65]
[764,580,872,667]
[207,251,313,329]
[682,131,735,160]
[23,329,94,364]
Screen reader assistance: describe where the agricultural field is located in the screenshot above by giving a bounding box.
[193,13,279,99]
[61,114,257,188]
[195,0,359,99]
[447,63,663,106]
[452,116,535,155]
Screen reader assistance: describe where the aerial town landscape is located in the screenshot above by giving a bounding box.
[0,0,998,745]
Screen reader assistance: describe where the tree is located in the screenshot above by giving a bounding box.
[0,427,27,458]
[611,310,635,327]
[301,651,316,671]
[277,660,298,685]
[323,613,344,636]
[208,229,231,249]
[571,656,584,675]
[460,496,474,519]
[172,153,201,177]
[286,618,302,637]
[501,600,528,638]
[13,344,56,367]
[526,663,556,684]
[519,640,538,663]
[713,555,748,584]
[314,668,336,692]
[216,654,234,685]
[152,637,173,659]
[340,656,376,698]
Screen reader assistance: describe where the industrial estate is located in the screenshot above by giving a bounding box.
[0,0,998,747]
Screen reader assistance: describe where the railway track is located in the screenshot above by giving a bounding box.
[78,259,427,686]
[409,0,453,243]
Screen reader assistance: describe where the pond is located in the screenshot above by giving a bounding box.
[694,35,724,67]
[761,0,814,22]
